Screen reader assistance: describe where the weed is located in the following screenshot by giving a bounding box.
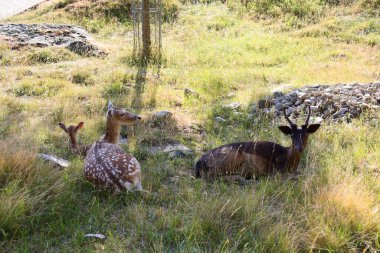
[71,71,94,86]
[11,78,65,97]
[25,48,76,65]
[1,1,379,252]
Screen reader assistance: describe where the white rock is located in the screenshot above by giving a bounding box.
[84,234,106,240]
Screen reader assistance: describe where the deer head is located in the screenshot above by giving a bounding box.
[102,101,142,144]
[107,101,141,124]
[278,106,320,153]
[58,122,84,149]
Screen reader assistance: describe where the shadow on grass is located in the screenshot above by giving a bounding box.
[131,57,162,112]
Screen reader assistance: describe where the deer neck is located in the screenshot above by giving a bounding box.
[102,118,121,144]
[68,133,77,150]
[285,146,302,172]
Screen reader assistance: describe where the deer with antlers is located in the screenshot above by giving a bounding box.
[195,106,320,180]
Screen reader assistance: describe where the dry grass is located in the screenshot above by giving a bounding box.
[0,1,379,252]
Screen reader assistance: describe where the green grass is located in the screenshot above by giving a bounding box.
[0,0,379,252]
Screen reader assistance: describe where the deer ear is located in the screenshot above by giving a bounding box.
[76,122,84,130]
[307,124,320,133]
[108,101,113,110]
[59,123,68,133]
[278,126,292,135]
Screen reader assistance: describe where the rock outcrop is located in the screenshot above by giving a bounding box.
[0,23,106,56]
[253,82,380,121]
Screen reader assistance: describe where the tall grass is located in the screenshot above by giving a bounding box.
[0,0,379,251]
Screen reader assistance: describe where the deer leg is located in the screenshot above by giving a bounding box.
[113,186,122,194]
[123,181,133,191]
[134,179,143,191]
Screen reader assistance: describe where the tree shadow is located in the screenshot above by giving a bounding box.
[131,60,161,112]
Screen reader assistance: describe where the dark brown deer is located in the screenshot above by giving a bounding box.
[59,122,91,156]
[84,101,144,192]
[195,106,320,180]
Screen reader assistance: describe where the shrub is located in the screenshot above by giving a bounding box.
[71,71,94,86]
[360,0,380,16]
[11,78,64,97]
[62,0,180,26]
[25,48,76,65]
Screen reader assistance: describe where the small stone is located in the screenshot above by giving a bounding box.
[310,106,319,112]
[275,102,283,111]
[298,92,307,100]
[313,117,323,124]
[282,102,293,108]
[363,94,371,102]
[37,154,70,169]
[66,41,105,56]
[184,88,199,98]
[349,108,360,117]
[214,117,227,123]
[285,107,294,116]
[168,150,188,159]
[272,91,283,98]
[288,91,298,97]
[333,107,349,118]
[226,92,235,98]
[153,110,173,119]
[250,104,258,113]
[147,143,193,157]
[294,99,303,106]
[304,99,312,105]
[223,102,241,110]
[84,234,106,240]
[356,93,363,98]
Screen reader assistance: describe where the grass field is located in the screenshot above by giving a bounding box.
[0,0,379,252]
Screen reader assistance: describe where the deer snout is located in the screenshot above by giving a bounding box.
[295,145,304,153]
[137,116,142,120]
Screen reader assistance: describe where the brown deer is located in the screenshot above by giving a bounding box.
[195,106,320,180]
[58,122,91,156]
[84,101,144,192]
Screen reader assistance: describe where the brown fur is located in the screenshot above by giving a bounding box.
[195,106,320,180]
[84,101,143,191]
[58,122,91,156]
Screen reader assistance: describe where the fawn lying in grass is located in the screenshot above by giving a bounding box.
[59,122,91,156]
[59,101,144,192]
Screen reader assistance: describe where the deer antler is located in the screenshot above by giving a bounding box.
[283,108,295,127]
[304,105,311,126]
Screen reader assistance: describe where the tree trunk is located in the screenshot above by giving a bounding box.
[142,0,151,59]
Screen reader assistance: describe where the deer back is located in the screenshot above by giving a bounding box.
[84,141,141,191]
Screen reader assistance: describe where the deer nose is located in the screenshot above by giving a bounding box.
[137,116,142,120]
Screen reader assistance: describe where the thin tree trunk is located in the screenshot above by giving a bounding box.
[142,0,151,59]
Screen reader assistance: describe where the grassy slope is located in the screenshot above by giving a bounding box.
[0,1,380,252]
